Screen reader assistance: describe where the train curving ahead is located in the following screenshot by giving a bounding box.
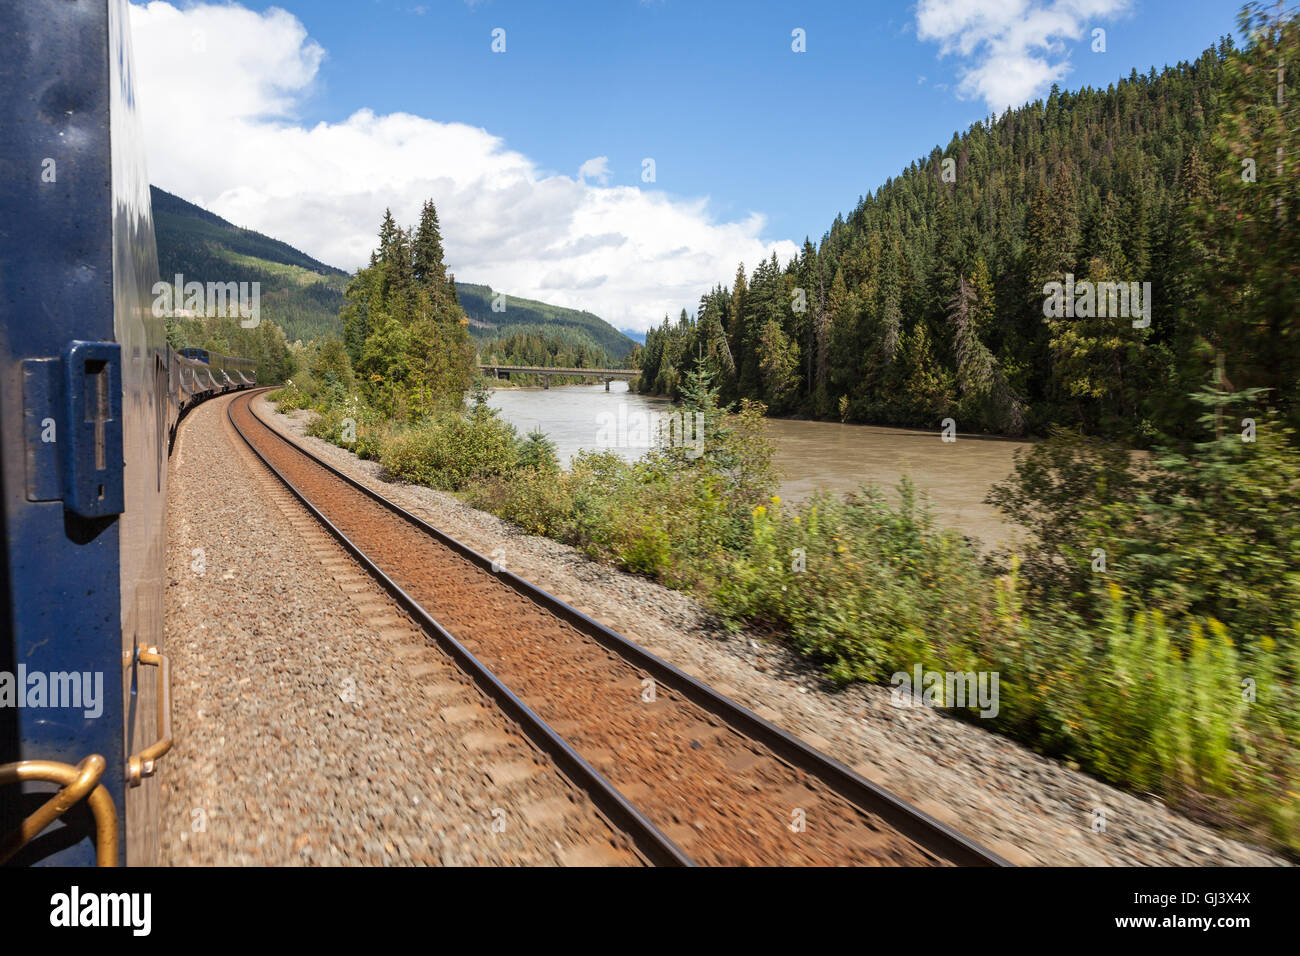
[1,0,257,865]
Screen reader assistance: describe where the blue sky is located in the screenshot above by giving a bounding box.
[130,0,1247,331]
[295,0,1242,244]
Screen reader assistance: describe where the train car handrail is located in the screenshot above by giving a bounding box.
[0,756,119,867]
[126,645,172,786]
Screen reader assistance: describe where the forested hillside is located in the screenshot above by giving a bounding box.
[151,186,349,344]
[639,20,1298,444]
[457,282,637,362]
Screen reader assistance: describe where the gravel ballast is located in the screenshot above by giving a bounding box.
[160,393,636,866]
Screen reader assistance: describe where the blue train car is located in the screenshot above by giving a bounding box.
[1,0,256,866]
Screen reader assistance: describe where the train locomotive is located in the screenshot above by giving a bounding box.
[1,0,257,865]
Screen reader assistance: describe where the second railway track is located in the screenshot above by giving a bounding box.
[228,388,1010,867]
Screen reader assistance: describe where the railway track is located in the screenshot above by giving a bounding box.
[228,389,1010,867]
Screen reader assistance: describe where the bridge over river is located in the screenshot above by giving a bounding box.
[479,364,639,389]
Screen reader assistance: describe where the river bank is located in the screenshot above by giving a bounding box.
[488,383,1030,549]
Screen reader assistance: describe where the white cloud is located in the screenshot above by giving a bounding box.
[577,156,612,186]
[128,2,795,332]
[916,0,1131,111]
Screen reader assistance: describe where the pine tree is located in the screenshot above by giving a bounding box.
[757,318,800,412]
[377,209,398,264]
[412,200,448,288]
[948,275,1026,433]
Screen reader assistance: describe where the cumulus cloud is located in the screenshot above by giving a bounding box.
[577,156,612,185]
[127,2,795,332]
[916,0,1131,111]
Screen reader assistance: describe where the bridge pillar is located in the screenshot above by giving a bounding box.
[542,374,550,389]
[605,378,611,391]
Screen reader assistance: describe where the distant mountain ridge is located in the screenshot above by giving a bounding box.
[151,186,636,360]
[456,282,637,361]
[150,186,345,276]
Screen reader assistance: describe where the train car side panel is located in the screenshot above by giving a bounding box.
[0,0,129,865]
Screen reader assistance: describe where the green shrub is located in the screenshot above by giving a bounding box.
[517,428,560,474]
[380,424,444,487]
[303,393,391,458]
[712,480,1300,851]
[988,403,1300,649]
[380,408,519,491]
[715,483,995,684]
[561,450,633,556]
[268,379,311,413]
[494,466,574,535]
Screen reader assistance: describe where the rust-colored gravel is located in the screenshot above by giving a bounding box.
[231,393,945,866]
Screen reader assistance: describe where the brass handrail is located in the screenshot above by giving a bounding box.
[127,645,172,786]
[0,755,119,866]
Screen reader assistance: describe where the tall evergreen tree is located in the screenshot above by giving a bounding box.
[412,200,448,288]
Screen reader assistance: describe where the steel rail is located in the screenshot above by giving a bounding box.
[227,390,692,867]
[237,388,1011,867]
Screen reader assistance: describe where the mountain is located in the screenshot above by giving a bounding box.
[151,186,637,362]
[455,282,637,363]
[150,186,349,343]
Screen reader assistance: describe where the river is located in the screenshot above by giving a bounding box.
[489,382,1031,548]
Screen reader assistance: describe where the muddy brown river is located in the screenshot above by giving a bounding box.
[489,383,1031,548]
